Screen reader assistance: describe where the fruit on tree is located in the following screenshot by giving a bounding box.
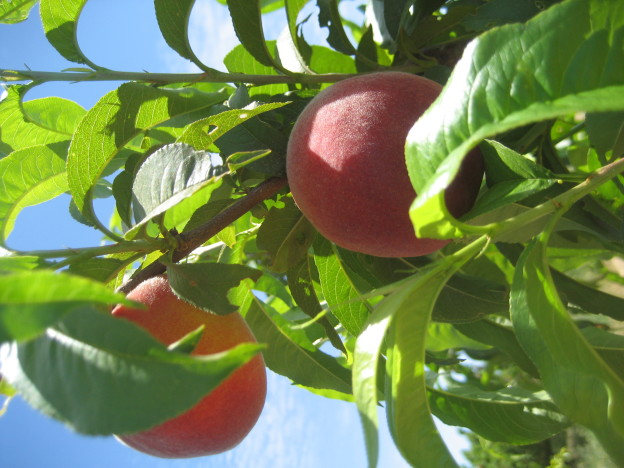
[111,276,266,458]
[286,71,484,257]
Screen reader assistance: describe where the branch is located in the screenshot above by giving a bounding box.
[0,68,354,86]
[117,177,288,294]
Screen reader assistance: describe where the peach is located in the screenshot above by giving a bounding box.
[286,72,483,257]
[111,276,266,458]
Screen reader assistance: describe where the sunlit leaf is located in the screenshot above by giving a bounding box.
[67,83,228,221]
[0,142,69,244]
[0,0,37,24]
[407,0,624,239]
[39,0,91,65]
[226,0,286,72]
[0,86,73,154]
[313,237,371,337]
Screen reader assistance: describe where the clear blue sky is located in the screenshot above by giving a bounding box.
[0,1,468,466]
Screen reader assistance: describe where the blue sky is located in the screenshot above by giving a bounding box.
[0,1,468,466]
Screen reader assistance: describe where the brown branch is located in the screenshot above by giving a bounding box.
[117,177,288,294]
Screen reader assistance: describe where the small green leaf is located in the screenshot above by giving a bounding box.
[67,257,126,283]
[0,143,69,244]
[23,96,86,136]
[0,255,44,272]
[313,237,371,337]
[177,102,288,150]
[167,325,205,354]
[257,196,316,273]
[167,262,262,315]
[0,306,261,435]
[0,0,37,24]
[470,140,559,217]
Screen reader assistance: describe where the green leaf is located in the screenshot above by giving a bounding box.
[462,0,544,32]
[511,233,624,463]
[177,102,289,150]
[257,196,316,273]
[23,96,86,136]
[245,299,352,395]
[309,45,357,74]
[0,143,69,244]
[407,0,624,239]
[0,306,261,435]
[470,140,559,217]
[455,319,539,378]
[154,0,212,71]
[167,262,262,315]
[0,254,44,272]
[67,83,228,220]
[313,237,371,337]
[224,43,280,75]
[0,86,73,153]
[0,0,37,23]
[226,0,286,72]
[384,276,459,468]
[551,267,624,321]
[433,273,509,323]
[0,270,132,343]
[39,0,91,65]
[127,143,221,237]
[354,238,486,468]
[429,380,569,444]
[223,43,290,96]
[67,257,126,283]
[586,111,624,156]
[317,0,356,55]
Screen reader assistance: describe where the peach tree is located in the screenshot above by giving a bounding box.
[1,0,624,466]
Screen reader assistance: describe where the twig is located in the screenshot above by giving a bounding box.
[117,177,288,294]
[0,68,354,86]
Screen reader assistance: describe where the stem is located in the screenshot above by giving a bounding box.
[1,68,355,86]
[15,239,165,260]
[117,177,288,294]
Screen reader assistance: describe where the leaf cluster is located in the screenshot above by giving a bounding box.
[1,0,624,466]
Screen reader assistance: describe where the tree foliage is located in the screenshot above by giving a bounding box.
[1,0,624,466]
